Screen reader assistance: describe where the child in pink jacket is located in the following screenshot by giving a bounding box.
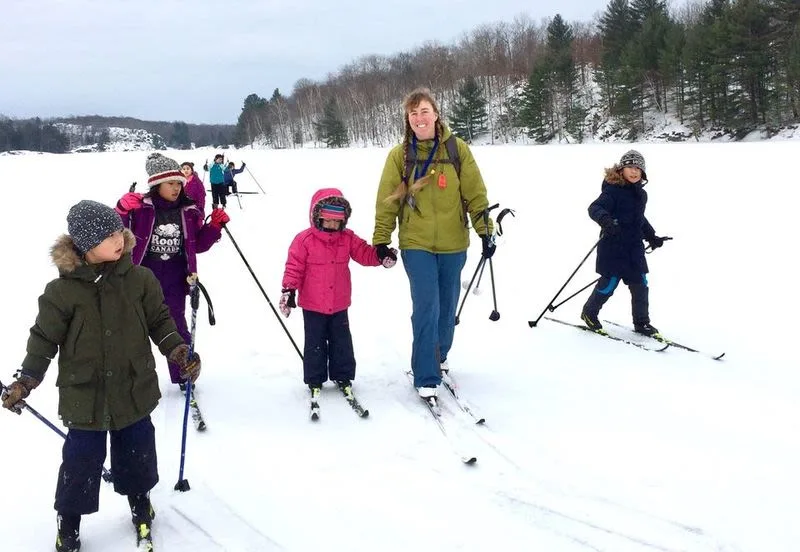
[280,188,397,400]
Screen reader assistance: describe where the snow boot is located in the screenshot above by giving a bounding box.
[55,514,81,552]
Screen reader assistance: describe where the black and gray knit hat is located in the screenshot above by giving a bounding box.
[146,153,186,188]
[618,150,647,179]
[67,200,124,253]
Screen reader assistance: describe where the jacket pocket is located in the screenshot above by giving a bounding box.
[133,303,149,340]
[130,354,160,413]
[63,312,85,358]
[56,361,97,426]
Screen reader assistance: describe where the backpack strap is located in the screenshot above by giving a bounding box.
[399,135,463,227]
[403,136,461,182]
[444,136,460,177]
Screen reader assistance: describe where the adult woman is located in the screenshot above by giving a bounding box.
[372,88,493,401]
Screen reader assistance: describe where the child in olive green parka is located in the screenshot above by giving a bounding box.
[1,200,200,552]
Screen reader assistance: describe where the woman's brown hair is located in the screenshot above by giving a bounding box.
[384,87,446,204]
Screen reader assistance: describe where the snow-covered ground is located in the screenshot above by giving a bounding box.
[0,141,797,551]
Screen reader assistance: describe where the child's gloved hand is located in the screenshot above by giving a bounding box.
[646,235,666,249]
[599,215,621,237]
[1,373,40,414]
[280,289,296,317]
[169,344,201,383]
[210,208,230,229]
[376,244,397,268]
[115,192,144,215]
[203,163,209,172]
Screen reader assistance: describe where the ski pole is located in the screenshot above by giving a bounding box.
[175,278,200,493]
[550,277,600,311]
[481,206,501,322]
[0,378,113,483]
[645,236,673,254]
[244,165,266,194]
[455,256,486,325]
[487,256,499,321]
[472,254,488,295]
[454,203,503,325]
[222,225,304,359]
[528,239,600,327]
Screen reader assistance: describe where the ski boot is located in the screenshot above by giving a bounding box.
[128,493,155,551]
[55,514,81,552]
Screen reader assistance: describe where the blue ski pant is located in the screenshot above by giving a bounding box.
[583,273,651,326]
[54,415,158,515]
[401,249,467,388]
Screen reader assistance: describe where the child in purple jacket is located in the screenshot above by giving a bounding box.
[116,153,230,387]
[280,188,397,403]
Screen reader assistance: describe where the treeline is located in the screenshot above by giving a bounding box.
[234,0,800,147]
[55,116,236,149]
[0,115,236,153]
[0,117,70,153]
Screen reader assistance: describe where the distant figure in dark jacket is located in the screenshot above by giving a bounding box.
[580,150,669,337]
[1,200,200,552]
[224,161,246,195]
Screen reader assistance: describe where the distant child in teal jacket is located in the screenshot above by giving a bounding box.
[204,154,227,208]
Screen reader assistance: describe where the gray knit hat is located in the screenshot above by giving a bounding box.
[618,150,647,179]
[146,152,186,188]
[67,200,124,253]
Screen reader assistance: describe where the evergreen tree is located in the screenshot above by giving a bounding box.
[546,14,579,140]
[39,123,69,153]
[599,0,635,117]
[96,129,111,152]
[314,98,349,148]
[170,122,190,148]
[234,93,269,146]
[770,0,800,119]
[517,59,554,143]
[630,0,667,28]
[449,76,489,142]
[726,0,774,127]
[547,15,576,92]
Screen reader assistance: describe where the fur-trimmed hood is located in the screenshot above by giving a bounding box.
[603,166,647,186]
[308,188,352,229]
[50,228,136,275]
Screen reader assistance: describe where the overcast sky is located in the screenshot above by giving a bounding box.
[3,0,654,125]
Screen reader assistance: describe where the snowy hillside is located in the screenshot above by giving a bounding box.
[466,70,800,146]
[0,142,797,551]
[55,123,166,152]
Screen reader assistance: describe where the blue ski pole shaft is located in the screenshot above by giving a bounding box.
[175,281,200,492]
[0,379,113,482]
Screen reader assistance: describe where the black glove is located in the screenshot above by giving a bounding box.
[599,215,621,237]
[646,235,666,249]
[376,244,397,263]
[481,235,496,259]
[203,163,209,172]
[282,288,297,308]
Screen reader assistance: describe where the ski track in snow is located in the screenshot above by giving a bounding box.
[1,143,798,551]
